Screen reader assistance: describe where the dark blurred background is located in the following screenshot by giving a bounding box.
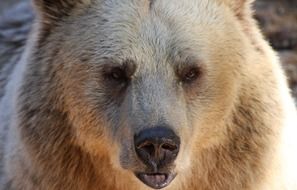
[0,0,21,12]
[0,0,296,101]
[255,0,297,102]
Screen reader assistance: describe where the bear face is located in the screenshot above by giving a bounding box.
[15,0,286,189]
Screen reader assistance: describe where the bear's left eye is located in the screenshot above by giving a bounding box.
[180,67,201,84]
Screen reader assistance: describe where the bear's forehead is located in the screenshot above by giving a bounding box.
[68,0,242,67]
[93,0,224,50]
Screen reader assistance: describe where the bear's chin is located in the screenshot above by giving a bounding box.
[135,172,177,189]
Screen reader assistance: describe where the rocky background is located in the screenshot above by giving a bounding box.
[0,0,297,101]
[254,0,297,101]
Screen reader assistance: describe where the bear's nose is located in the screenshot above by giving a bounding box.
[134,127,180,170]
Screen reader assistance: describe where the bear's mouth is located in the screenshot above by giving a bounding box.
[135,172,176,189]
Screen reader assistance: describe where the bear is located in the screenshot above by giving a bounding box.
[0,0,296,189]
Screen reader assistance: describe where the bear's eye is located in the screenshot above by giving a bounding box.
[181,67,201,84]
[104,67,129,83]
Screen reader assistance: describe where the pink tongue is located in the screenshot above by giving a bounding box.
[144,174,166,184]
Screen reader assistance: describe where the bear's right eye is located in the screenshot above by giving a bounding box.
[110,68,127,81]
[104,67,129,84]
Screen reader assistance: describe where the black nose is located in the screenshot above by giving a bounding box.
[134,127,180,170]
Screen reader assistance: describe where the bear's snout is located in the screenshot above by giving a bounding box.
[134,127,180,170]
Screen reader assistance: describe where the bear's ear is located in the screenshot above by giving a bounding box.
[33,0,91,24]
[219,0,254,17]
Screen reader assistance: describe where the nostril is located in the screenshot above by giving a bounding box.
[137,141,156,157]
[161,143,177,152]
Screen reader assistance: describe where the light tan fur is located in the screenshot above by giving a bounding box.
[0,0,296,189]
